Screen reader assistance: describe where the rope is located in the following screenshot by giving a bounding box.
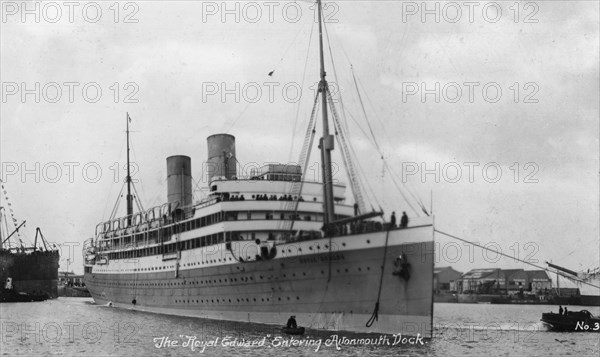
[353,72,429,215]
[131,182,145,212]
[435,229,600,289]
[108,181,126,221]
[288,19,315,163]
[366,228,392,327]
[322,17,349,134]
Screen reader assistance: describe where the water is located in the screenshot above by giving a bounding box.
[1,299,598,356]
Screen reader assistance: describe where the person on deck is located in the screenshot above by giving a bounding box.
[558,305,563,315]
[286,315,297,329]
[400,212,409,228]
[390,212,396,228]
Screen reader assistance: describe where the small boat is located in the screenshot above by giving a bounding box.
[541,310,600,332]
[1,288,48,303]
[281,326,305,335]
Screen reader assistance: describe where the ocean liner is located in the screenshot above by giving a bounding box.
[83,1,435,337]
[1,181,60,302]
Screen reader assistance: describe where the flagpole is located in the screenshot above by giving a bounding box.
[126,113,133,225]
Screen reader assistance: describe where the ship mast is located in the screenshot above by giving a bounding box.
[317,0,335,226]
[126,113,133,225]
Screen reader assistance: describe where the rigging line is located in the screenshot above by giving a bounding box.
[382,159,428,215]
[342,114,384,211]
[322,18,380,211]
[102,137,127,220]
[288,125,317,232]
[224,101,252,134]
[288,19,315,163]
[346,110,370,140]
[434,229,600,290]
[322,15,349,135]
[108,181,126,221]
[366,228,392,327]
[353,71,429,212]
[350,68,385,156]
[351,69,426,215]
[274,18,310,73]
[284,91,320,233]
[354,69,397,153]
[344,125,382,211]
[326,88,367,213]
[329,98,381,211]
[129,136,149,211]
[349,67,421,214]
[131,182,145,212]
[190,176,207,204]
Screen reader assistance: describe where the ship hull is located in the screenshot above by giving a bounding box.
[85,225,434,337]
[0,250,60,300]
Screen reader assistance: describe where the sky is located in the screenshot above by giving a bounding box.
[0,0,598,276]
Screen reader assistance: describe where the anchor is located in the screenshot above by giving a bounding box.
[392,253,411,281]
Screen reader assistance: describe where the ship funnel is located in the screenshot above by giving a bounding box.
[206,134,237,182]
[167,155,192,213]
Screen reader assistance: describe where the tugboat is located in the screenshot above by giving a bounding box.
[541,309,600,332]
